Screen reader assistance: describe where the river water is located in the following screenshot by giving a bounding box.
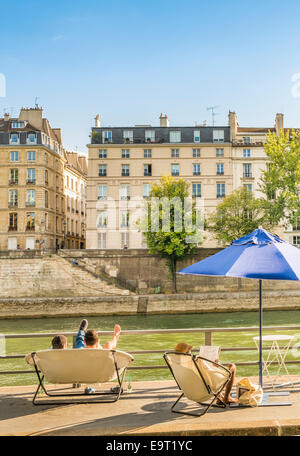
[1,310,300,386]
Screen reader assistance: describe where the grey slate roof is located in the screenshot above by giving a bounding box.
[91,126,230,145]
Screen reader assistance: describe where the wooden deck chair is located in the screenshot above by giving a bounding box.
[25,348,134,405]
[164,351,232,417]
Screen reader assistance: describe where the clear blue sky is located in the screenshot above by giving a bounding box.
[1,0,300,154]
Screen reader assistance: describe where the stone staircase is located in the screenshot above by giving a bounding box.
[0,255,132,298]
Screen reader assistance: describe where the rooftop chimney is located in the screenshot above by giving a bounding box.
[228,111,238,141]
[19,107,43,130]
[275,113,284,134]
[159,113,170,127]
[4,113,10,122]
[95,114,101,127]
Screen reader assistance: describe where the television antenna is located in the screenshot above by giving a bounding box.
[35,97,39,108]
[206,106,220,126]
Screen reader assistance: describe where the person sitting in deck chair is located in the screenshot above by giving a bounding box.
[51,334,68,350]
[174,342,237,405]
[75,319,121,350]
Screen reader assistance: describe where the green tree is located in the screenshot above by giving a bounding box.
[140,176,203,293]
[208,187,274,244]
[259,129,300,227]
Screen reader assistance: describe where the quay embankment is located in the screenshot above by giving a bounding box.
[1,249,300,318]
[1,378,300,436]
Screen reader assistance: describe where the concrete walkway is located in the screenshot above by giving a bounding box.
[1,378,300,436]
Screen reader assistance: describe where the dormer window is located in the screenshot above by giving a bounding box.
[102,130,112,144]
[10,133,19,144]
[27,133,36,144]
[170,131,181,143]
[11,121,25,128]
[145,130,155,142]
[123,130,133,143]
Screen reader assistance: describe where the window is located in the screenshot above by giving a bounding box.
[192,183,202,198]
[27,168,36,184]
[98,232,107,249]
[171,148,179,158]
[122,164,130,176]
[98,164,107,176]
[9,190,18,207]
[27,133,36,144]
[144,149,152,158]
[243,137,250,144]
[216,163,224,175]
[97,211,107,228]
[243,163,252,178]
[213,130,224,143]
[193,164,201,176]
[99,149,107,158]
[9,213,18,230]
[145,130,155,142]
[122,149,130,158]
[193,148,201,158]
[171,164,180,176]
[26,212,35,230]
[120,185,130,200]
[194,130,200,143]
[45,191,48,208]
[170,131,181,143]
[293,217,300,231]
[120,211,130,228]
[102,130,112,143]
[123,130,133,143]
[26,190,35,206]
[10,133,19,144]
[10,151,19,162]
[27,151,36,161]
[45,170,48,185]
[121,232,129,249]
[143,184,152,198]
[243,149,251,158]
[11,121,24,128]
[243,184,253,193]
[293,236,300,246]
[97,185,107,200]
[9,168,18,184]
[144,164,152,176]
[216,148,224,157]
[217,183,225,198]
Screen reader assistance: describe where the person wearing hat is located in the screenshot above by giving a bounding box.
[174,342,237,404]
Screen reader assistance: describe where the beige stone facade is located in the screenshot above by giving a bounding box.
[87,115,232,249]
[64,152,87,249]
[0,107,87,250]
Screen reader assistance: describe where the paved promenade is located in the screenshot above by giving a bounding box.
[1,377,300,436]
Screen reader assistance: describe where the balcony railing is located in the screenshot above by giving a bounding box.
[243,173,253,178]
[26,226,35,231]
[26,179,36,185]
[120,196,131,200]
[9,180,18,185]
[8,202,18,208]
[8,226,17,231]
[25,202,35,207]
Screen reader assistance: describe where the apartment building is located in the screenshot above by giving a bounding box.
[64,152,87,249]
[87,114,232,249]
[0,107,66,250]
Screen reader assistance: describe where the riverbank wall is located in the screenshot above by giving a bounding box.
[1,289,300,319]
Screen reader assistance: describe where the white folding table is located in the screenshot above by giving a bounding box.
[253,334,294,389]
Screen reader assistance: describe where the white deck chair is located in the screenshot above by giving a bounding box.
[164,351,232,417]
[25,348,134,405]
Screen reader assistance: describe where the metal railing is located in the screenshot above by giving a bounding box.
[1,325,300,377]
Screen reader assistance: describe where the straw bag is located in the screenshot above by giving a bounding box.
[237,378,263,407]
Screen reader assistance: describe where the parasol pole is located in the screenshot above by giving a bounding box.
[259,279,263,387]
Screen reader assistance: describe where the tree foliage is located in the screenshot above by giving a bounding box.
[208,187,274,244]
[259,129,300,227]
[140,175,203,292]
